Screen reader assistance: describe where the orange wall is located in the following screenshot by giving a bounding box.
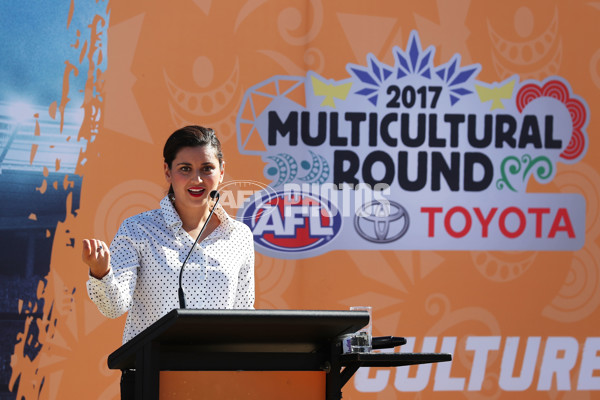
[10,1,600,398]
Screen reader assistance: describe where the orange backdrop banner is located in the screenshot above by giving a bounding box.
[10,0,600,399]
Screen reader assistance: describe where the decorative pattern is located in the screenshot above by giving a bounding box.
[471,251,537,283]
[475,79,515,110]
[496,154,553,192]
[488,6,562,80]
[516,79,588,162]
[298,151,329,184]
[93,180,165,240]
[265,153,298,187]
[348,32,479,106]
[237,76,306,155]
[542,163,600,322]
[348,56,394,106]
[265,151,330,186]
[310,76,352,108]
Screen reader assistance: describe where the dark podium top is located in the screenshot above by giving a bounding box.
[107,309,451,400]
[108,309,369,371]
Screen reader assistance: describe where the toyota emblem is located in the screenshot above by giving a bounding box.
[354,200,410,243]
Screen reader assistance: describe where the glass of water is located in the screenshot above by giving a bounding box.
[350,306,372,353]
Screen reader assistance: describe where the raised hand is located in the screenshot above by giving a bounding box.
[82,239,111,279]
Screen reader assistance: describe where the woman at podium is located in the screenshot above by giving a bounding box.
[81,125,255,399]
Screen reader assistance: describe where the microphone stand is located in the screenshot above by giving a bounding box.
[178,190,220,309]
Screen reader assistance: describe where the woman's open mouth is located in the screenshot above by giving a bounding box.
[187,187,206,197]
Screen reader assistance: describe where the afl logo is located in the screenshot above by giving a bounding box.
[241,190,342,253]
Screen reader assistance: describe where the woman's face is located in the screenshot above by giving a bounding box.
[164,145,224,213]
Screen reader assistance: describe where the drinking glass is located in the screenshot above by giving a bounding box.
[350,306,372,353]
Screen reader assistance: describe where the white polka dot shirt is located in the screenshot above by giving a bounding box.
[87,196,255,344]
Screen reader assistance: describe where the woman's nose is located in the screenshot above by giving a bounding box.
[192,171,203,182]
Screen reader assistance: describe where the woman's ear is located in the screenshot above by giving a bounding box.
[164,162,172,183]
[219,161,225,183]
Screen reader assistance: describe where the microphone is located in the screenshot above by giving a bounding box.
[178,190,220,309]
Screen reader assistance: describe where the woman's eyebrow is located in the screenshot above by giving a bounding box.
[175,161,215,166]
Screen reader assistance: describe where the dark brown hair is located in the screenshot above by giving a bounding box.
[163,125,223,167]
[163,125,223,197]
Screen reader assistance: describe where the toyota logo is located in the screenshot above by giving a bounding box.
[354,200,409,243]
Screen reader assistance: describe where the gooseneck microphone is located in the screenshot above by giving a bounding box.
[178,190,220,309]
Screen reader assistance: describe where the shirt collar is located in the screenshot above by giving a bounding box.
[160,196,181,231]
[160,195,235,235]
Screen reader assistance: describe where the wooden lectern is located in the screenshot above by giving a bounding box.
[107,309,451,400]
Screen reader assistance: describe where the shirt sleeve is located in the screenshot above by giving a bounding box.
[234,226,255,309]
[86,220,142,319]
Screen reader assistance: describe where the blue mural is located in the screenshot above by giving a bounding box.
[0,1,106,397]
